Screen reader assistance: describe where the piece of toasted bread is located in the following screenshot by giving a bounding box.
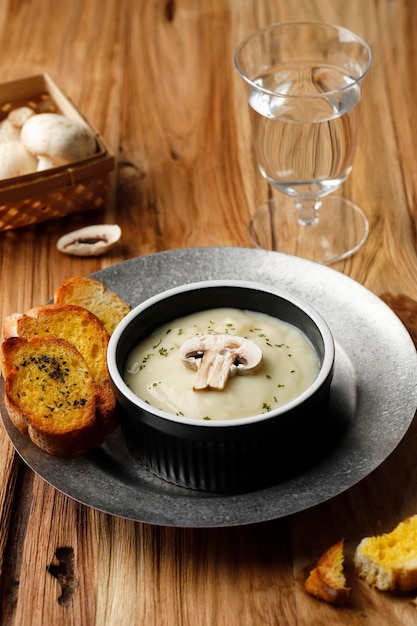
[354,515,417,591]
[1,303,116,423]
[305,539,350,605]
[54,276,131,335]
[2,336,113,455]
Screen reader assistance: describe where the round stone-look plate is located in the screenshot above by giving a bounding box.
[1,247,417,527]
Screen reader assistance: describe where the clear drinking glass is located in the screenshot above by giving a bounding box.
[234,22,372,264]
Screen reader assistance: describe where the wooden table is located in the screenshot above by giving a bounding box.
[1,1,417,624]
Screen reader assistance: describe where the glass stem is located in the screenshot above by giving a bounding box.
[295,198,321,226]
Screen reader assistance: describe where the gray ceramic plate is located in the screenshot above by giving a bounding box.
[2,247,417,527]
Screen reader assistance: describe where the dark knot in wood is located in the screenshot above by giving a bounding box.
[46,546,78,607]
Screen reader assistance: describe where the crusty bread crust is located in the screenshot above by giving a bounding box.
[305,540,350,605]
[1,276,130,455]
[2,303,116,425]
[54,276,131,335]
[2,336,111,455]
[354,515,417,591]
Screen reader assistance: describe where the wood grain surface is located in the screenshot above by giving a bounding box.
[0,1,417,624]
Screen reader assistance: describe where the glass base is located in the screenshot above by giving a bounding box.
[248,196,369,265]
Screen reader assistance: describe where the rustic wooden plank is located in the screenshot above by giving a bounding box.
[0,429,19,578]
[0,0,416,624]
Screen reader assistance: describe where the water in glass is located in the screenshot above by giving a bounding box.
[248,61,361,200]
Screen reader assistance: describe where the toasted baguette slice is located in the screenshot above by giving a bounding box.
[305,540,350,605]
[54,276,131,335]
[354,515,417,591]
[1,303,116,423]
[2,336,112,455]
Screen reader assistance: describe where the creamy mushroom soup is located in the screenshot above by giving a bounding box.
[124,308,320,420]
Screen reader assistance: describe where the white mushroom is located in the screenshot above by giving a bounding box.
[0,119,20,143]
[21,113,97,171]
[0,141,37,178]
[8,106,35,130]
[56,224,121,256]
[0,106,36,144]
[180,333,263,391]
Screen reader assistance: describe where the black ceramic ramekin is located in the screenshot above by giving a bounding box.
[107,280,335,493]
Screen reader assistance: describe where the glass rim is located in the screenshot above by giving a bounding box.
[234,21,372,99]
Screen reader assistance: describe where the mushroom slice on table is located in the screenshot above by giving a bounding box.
[180,333,263,391]
[56,224,121,257]
[21,113,97,170]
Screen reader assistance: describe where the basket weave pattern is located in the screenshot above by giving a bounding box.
[0,175,109,231]
[0,73,114,232]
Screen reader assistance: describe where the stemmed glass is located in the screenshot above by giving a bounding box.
[234,22,372,264]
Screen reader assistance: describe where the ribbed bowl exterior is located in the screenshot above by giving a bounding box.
[118,383,332,492]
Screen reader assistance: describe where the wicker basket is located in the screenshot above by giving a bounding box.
[0,74,115,231]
